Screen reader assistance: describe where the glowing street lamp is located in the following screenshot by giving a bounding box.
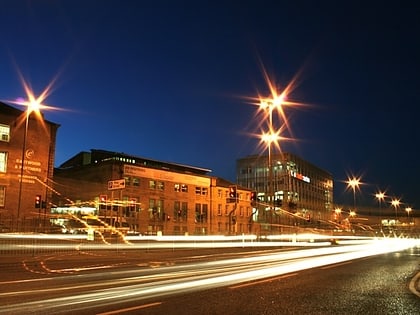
[334,207,342,222]
[259,93,286,231]
[405,207,412,224]
[16,99,42,230]
[391,198,400,225]
[375,191,386,230]
[346,177,361,211]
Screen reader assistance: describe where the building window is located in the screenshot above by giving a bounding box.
[149,199,163,220]
[149,180,156,189]
[225,205,228,216]
[239,206,244,216]
[181,184,188,192]
[217,189,222,198]
[174,201,181,221]
[0,124,10,142]
[202,187,208,195]
[0,186,5,207]
[217,204,222,216]
[132,177,140,186]
[0,152,7,173]
[195,203,208,223]
[174,184,180,192]
[195,187,201,195]
[157,181,164,190]
[181,202,188,220]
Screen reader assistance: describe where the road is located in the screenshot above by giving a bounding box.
[0,236,419,314]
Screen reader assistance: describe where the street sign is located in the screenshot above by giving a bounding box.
[108,179,125,190]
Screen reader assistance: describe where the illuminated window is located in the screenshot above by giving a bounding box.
[0,152,7,173]
[157,181,164,190]
[181,184,188,192]
[132,177,140,186]
[149,180,156,189]
[195,187,201,195]
[0,186,5,207]
[0,124,10,142]
[174,184,180,192]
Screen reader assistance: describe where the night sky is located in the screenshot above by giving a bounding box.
[1,1,419,209]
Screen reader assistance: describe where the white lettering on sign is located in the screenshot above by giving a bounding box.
[108,179,126,190]
[290,171,311,183]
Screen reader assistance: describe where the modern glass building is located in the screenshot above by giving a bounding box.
[236,152,333,230]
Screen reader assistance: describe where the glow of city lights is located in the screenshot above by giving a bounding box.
[375,191,386,202]
[346,176,361,191]
[391,198,400,208]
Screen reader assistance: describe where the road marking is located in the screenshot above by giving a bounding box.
[320,261,353,269]
[229,273,298,289]
[96,302,162,315]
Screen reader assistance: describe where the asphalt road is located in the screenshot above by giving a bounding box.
[0,242,419,315]
[131,247,420,315]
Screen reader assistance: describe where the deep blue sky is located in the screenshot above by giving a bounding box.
[1,1,419,209]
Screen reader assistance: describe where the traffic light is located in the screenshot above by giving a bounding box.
[35,195,41,208]
[229,186,237,199]
[251,191,257,201]
[99,195,107,210]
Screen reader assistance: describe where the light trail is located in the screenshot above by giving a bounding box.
[0,238,418,314]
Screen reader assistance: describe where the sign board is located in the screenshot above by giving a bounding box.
[108,179,126,190]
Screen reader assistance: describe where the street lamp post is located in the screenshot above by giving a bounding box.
[375,191,385,231]
[260,94,285,233]
[346,177,360,212]
[16,100,40,231]
[334,207,342,228]
[391,198,400,226]
[405,207,412,224]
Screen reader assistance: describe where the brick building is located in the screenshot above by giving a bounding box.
[0,102,60,231]
[53,149,254,236]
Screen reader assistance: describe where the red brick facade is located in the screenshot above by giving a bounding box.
[0,102,59,231]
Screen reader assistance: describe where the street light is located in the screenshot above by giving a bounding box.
[346,177,361,212]
[405,207,412,224]
[259,93,286,232]
[334,207,342,220]
[16,99,41,230]
[375,191,386,231]
[391,198,400,226]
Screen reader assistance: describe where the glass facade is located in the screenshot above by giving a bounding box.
[236,153,333,226]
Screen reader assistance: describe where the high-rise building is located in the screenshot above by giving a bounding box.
[236,153,333,232]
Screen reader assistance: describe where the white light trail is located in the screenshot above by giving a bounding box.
[0,238,418,314]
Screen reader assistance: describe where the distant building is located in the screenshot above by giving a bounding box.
[53,149,254,235]
[236,153,333,233]
[0,102,60,231]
